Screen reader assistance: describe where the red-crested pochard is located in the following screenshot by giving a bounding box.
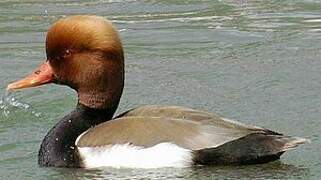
[7,15,307,168]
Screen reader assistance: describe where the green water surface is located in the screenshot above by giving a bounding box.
[0,0,320,179]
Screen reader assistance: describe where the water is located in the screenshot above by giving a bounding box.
[0,0,320,179]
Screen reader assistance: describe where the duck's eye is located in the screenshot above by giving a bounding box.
[63,49,72,58]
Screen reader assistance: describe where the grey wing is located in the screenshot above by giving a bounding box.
[76,105,269,150]
[117,105,264,131]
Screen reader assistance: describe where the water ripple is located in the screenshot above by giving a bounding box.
[0,91,41,118]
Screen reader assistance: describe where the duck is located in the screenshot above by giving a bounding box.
[7,15,307,169]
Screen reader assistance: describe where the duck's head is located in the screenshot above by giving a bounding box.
[7,15,124,109]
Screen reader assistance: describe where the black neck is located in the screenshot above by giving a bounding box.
[38,103,116,167]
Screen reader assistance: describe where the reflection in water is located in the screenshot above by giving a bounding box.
[0,91,41,118]
[52,161,309,180]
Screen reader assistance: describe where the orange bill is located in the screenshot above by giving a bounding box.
[7,61,54,91]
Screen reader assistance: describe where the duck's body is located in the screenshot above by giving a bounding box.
[37,104,305,168]
[7,15,307,169]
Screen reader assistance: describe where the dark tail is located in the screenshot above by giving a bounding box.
[193,133,308,165]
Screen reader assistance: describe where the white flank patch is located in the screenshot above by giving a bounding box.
[77,142,192,169]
